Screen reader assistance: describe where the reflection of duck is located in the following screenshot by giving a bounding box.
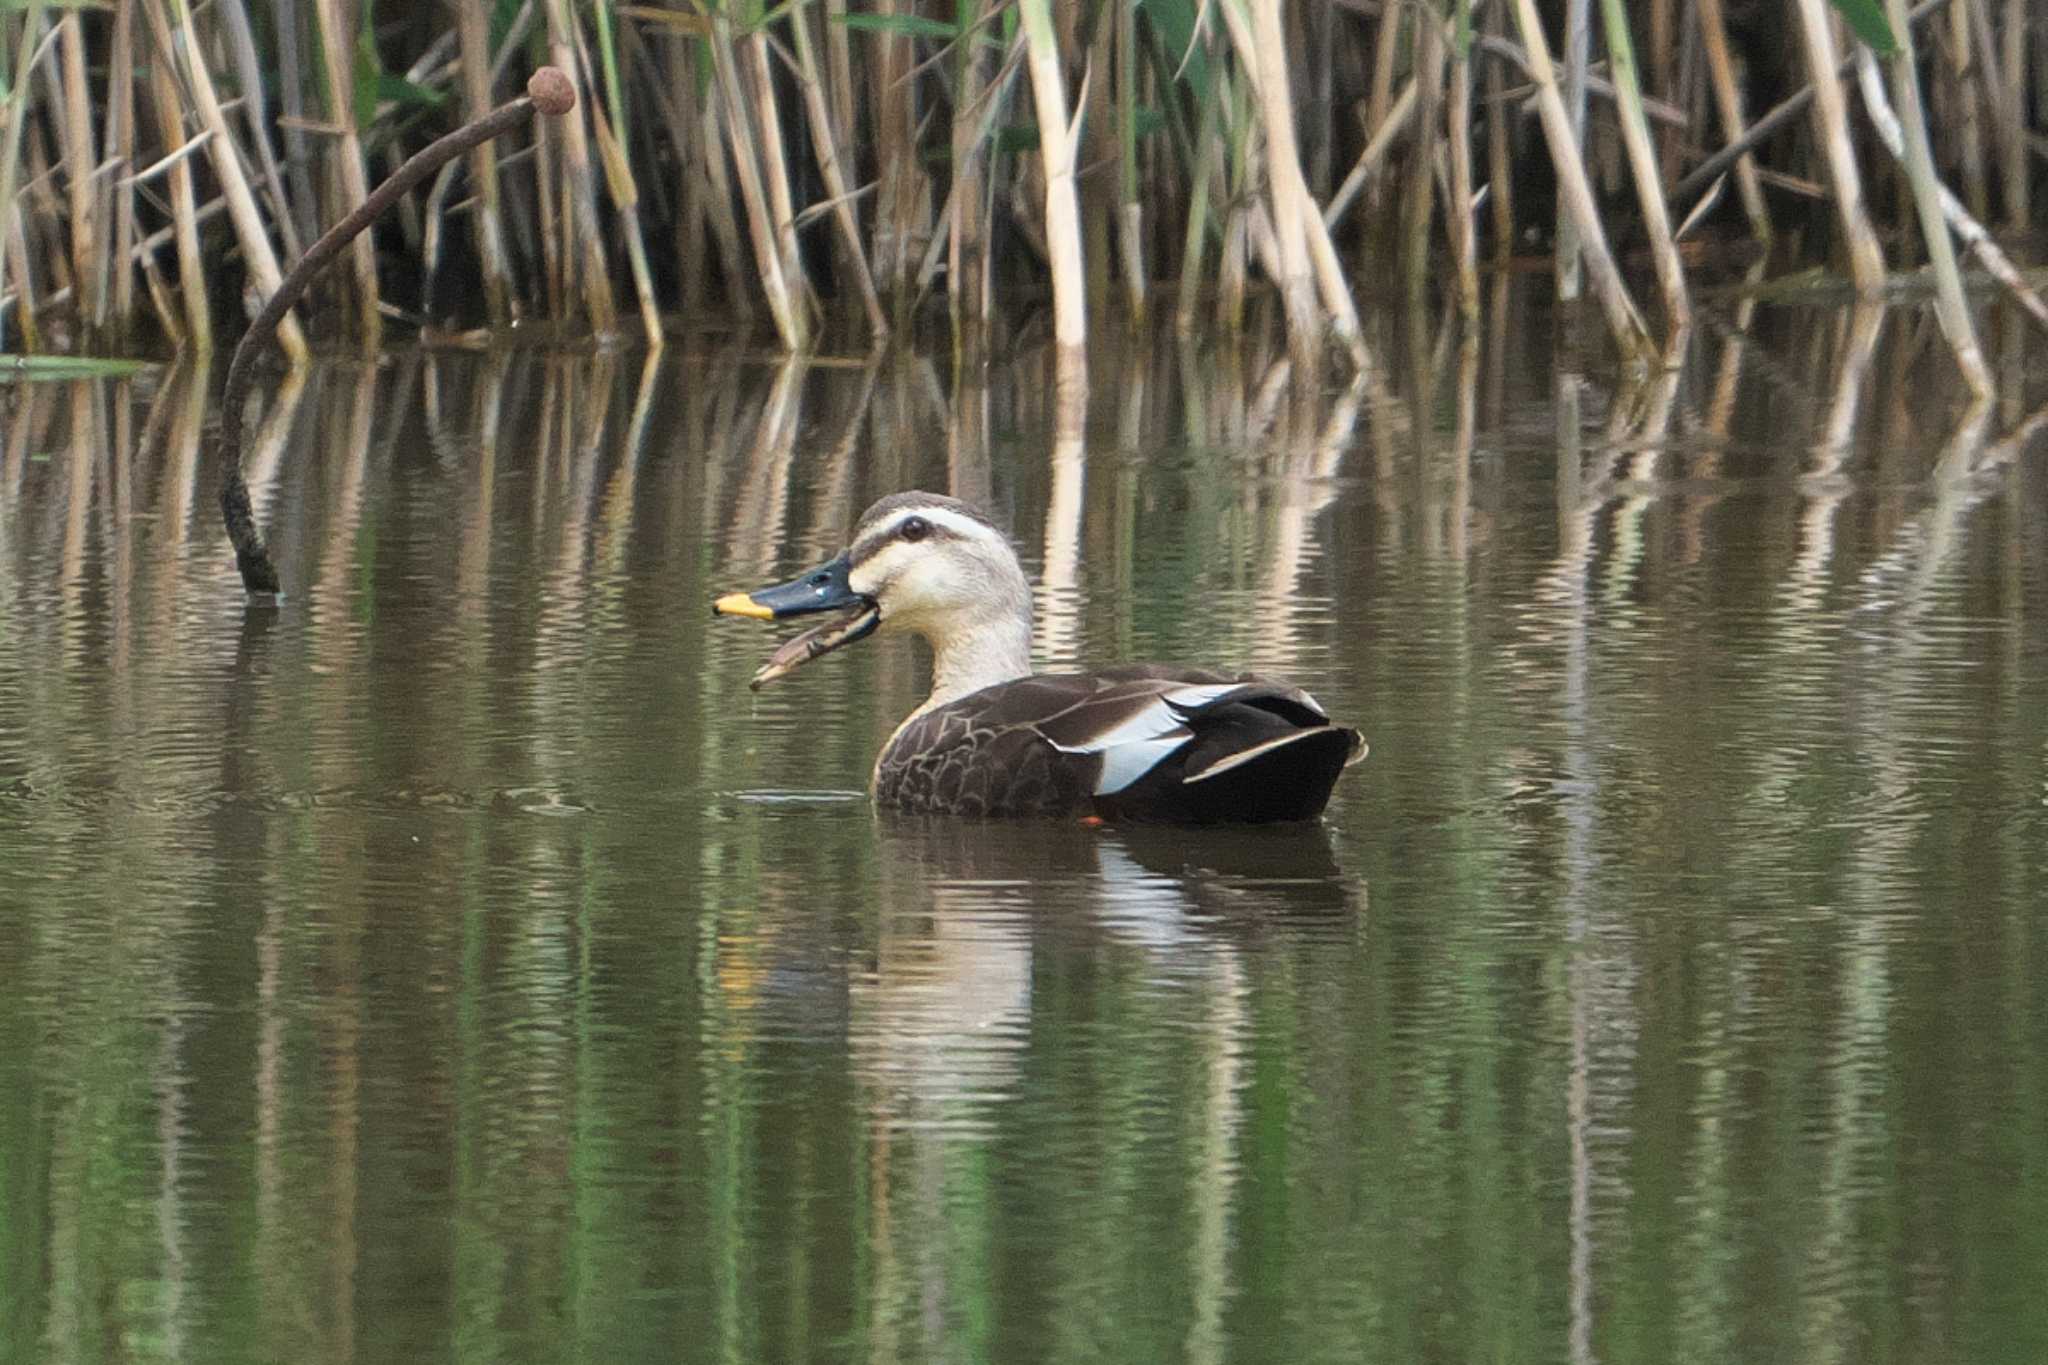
[714,493,1366,822]
[878,817,1360,930]
[852,817,1359,1123]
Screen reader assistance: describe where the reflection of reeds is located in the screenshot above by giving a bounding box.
[3,4,2039,375]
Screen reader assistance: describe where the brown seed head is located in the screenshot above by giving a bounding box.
[527,67,575,117]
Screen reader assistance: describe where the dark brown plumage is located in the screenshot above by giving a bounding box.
[873,667,1363,822]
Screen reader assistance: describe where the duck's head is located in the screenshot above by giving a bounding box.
[714,492,1032,689]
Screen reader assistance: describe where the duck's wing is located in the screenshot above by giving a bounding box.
[1030,672,1361,812]
[877,670,1362,820]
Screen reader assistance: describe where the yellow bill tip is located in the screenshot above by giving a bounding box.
[712,592,776,620]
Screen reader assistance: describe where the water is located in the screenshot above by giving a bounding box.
[4,288,2047,1363]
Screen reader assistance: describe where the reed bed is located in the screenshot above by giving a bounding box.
[0,0,2042,378]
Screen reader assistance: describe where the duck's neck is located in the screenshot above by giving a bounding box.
[919,613,1032,714]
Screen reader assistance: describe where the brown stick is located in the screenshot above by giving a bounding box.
[219,69,575,596]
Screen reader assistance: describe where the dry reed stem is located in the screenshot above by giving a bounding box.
[1447,9,1479,320]
[148,54,209,351]
[710,15,805,350]
[2001,0,2029,228]
[1325,80,1416,231]
[453,0,515,324]
[1176,64,1221,335]
[542,0,615,331]
[1114,0,1146,322]
[106,0,138,333]
[691,87,752,318]
[789,3,886,337]
[1019,0,1085,351]
[1946,1,1986,217]
[1791,0,1887,294]
[146,0,306,360]
[1598,0,1689,329]
[744,33,813,338]
[1693,0,1771,243]
[1403,11,1443,302]
[823,0,854,145]
[1484,7,1514,265]
[218,0,303,262]
[1507,0,1649,360]
[1556,0,1591,301]
[1222,0,1318,360]
[313,0,380,336]
[0,0,51,353]
[578,25,661,343]
[3,212,37,352]
[1364,0,1401,219]
[873,0,929,300]
[55,15,96,327]
[1851,41,2039,343]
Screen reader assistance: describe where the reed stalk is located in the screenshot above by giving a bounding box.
[1446,0,1479,320]
[218,0,303,263]
[586,1,662,342]
[1507,0,1649,360]
[1363,0,1402,220]
[709,11,805,349]
[453,0,515,324]
[541,0,616,331]
[1222,0,1318,358]
[1790,0,1887,294]
[1213,63,1256,336]
[105,0,137,336]
[743,31,811,335]
[1484,7,1514,265]
[689,83,752,318]
[147,45,209,351]
[1325,80,1415,231]
[146,0,307,360]
[790,1,885,336]
[313,0,380,337]
[1176,53,1221,334]
[1693,0,1771,243]
[2000,0,2028,229]
[54,14,96,330]
[3,211,39,354]
[1945,1,1985,218]
[1597,0,1689,329]
[0,0,49,353]
[1018,0,1085,351]
[1852,38,1993,396]
[872,0,928,302]
[1848,43,2044,334]
[1402,8,1442,304]
[1114,0,1145,322]
[1556,0,1590,301]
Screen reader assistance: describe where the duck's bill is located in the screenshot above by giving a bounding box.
[711,553,880,688]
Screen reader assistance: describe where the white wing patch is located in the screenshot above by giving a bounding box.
[1091,731,1193,794]
[1043,683,1239,795]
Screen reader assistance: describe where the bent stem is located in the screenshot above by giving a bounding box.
[218,69,577,597]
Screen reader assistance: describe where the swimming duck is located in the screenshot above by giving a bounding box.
[712,492,1365,822]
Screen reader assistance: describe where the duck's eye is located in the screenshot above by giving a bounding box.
[900,516,930,544]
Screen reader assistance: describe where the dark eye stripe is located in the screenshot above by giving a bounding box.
[849,514,951,568]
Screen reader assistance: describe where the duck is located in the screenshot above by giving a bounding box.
[712,492,1365,822]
